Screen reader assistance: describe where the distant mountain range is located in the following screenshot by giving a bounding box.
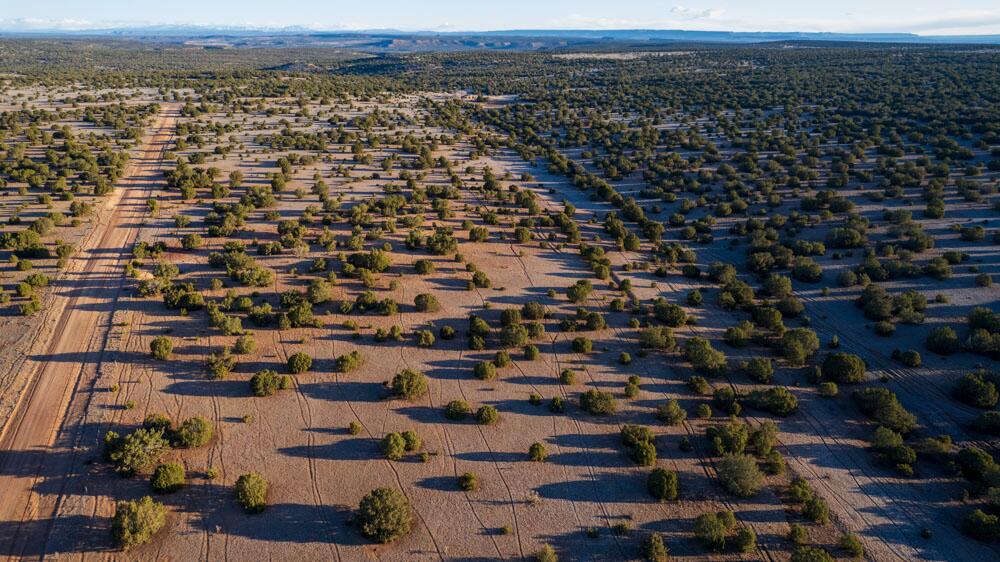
[2,25,999,50]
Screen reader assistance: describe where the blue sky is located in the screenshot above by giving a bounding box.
[2,1,1000,35]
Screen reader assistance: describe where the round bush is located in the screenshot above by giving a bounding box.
[717,454,763,497]
[476,405,500,425]
[174,416,213,448]
[382,432,407,460]
[473,361,497,380]
[287,352,312,374]
[149,336,173,360]
[235,472,268,513]
[414,293,440,312]
[233,335,256,354]
[358,487,412,543]
[873,321,896,337]
[926,326,959,355]
[647,467,679,501]
[458,472,480,491]
[150,462,186,493]
[500,324,529,348]
[112,496,166,550]
[818,382,839,397]
[444,399,471,420]
[391,369,428,400]
[571,336,593,353]
[895,349,922,367]
[529,442,548,461]
[631,440,657,466]
[657,400,686,425]
[821,352,866,384]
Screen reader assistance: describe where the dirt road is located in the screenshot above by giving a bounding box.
[0,104,177,558]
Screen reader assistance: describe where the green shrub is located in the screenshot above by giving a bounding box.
[639,326,676,350]
[631,440,657,466]
[500,323,529,348]
[647,467,678,501]
[444,400,471,420]
[954,371,999,408]
[494,350,512,367]
[657,400,687,425]
[250,369,291,396]
[235,472,268,513]
[926,326,959,354]
[529,442,548,461]
[694,510,736,552]
[746,357,773,383]
[787,523,808,545]
[206,347,236,379]
[818,381,839,397]
[790,546,833,562]
[233,335,256,354]
[382,432,407,460]
[821,352,865,384]
[789,476,813,502]
[476,405,500,425]
[150,462,186,493]
[458,472,480,491]
[853,388,917,434]
[962,509,1000,542]
[559,369,576,385]
[802,497,830,523]
[335,350,364,373]
[401,430,421,452]
[391,369,428,399]
[895,349,921,367]
[781,328,820,365]
[580,389,616,415]
[839,533,864,558]
[566,280,593,303]
[733,527,757,553]
[749,387,799,416]
[717,454,763,497]
[111,496,166,550]
[535,544,558,562]
[414,293,440,312]
[149,336,173,360]
[287,352,312,374]
[643,532,669,562]
[358,487,412,543]
[474,361,497,380]
[175,416,213,448]
[684,337,727,373]
[106,428,169,475]
[571,336,592,353]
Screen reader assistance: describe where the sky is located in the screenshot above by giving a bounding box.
[1,0,1000,35]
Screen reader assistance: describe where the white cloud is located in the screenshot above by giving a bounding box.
[668,6,725,20]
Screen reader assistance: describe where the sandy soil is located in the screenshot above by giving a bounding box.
[0,90,994,562]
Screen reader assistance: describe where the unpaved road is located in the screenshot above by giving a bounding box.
[0,104,177,558]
